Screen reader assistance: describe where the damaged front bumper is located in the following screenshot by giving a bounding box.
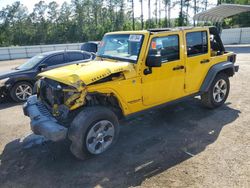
[0,85,8,99]
[23,95,68,141]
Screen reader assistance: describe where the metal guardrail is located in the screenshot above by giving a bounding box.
[0,43,82,61]
[0,28,249,61]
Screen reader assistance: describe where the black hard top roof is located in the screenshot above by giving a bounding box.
[148,26,215,33]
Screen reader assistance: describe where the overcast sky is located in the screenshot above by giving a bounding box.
[0,0,217,19]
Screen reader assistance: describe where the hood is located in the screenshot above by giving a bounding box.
[0,69,24,79]
[39,60,136,89]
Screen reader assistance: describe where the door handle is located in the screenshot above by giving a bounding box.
[173,65,185,71]
[200,59,210,64]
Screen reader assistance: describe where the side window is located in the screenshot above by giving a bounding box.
[68,52,84,62]
[186,31,208,57]
[83,52,91,59]
[45,54,64,66]
[149,35,180,62]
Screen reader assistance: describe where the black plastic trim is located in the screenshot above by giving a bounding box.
[23,95,68,141]
[200,61,236,92]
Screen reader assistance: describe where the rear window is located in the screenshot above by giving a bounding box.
[186,31,208,57]
[83,52,91,59]
[81,43,98,53]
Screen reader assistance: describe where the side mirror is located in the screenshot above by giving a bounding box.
[146,54,162,67]
[38,64,47,71]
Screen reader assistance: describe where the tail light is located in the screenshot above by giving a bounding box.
[228,54,236,63]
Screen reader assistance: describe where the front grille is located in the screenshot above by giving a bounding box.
[37,101,52,117]
[45,85,54,105]
[39,78,64,108]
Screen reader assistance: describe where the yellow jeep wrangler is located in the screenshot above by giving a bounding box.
[23,27,238,159]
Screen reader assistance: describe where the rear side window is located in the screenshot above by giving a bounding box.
[68,52,84,62]
[83,52,91,59]
[45,54,64,66]
[186,31,208,57]
[149,35,180,62]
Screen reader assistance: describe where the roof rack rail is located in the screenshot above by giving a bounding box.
[148,28,172,32]
[148,26,198,33]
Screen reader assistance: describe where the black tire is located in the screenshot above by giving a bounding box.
[10,81,33,102]
[201,73,230,109]
[32,81,38,95]
[68,106,120,160]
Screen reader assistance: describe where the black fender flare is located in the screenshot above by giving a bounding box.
[200,61,236,92]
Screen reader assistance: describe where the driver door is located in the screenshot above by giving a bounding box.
[142,32,186,106]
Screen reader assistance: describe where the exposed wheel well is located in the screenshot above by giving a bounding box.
[85,93,124,119]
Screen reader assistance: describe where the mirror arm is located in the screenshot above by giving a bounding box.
[38,64,47,72]
[143,67,152,75]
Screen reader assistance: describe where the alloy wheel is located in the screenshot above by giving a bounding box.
[213,79,227,103]
[15,84,32,101]
[86,120,115,154]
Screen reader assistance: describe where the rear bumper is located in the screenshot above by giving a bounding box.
[23,95,67,141]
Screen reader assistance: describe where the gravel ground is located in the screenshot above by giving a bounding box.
[0,59,28,72]
[0,48,249,188]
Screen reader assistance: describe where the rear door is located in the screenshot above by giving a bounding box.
[184,29,211,93]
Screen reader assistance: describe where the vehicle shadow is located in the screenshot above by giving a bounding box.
[0,97,21,110]
[0,99,240,188]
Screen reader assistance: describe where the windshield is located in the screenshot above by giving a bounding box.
[17,55,45,70]
[97,34,144,63]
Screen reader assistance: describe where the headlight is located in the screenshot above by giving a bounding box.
[0,78,9,87]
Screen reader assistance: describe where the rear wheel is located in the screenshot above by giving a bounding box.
[10,81,33,102]
[68,106,119,160]
[201,73,230,108]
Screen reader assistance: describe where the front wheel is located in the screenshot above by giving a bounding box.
[201,73,230,108]
[68,106,119,160]
[10,81,33,102]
